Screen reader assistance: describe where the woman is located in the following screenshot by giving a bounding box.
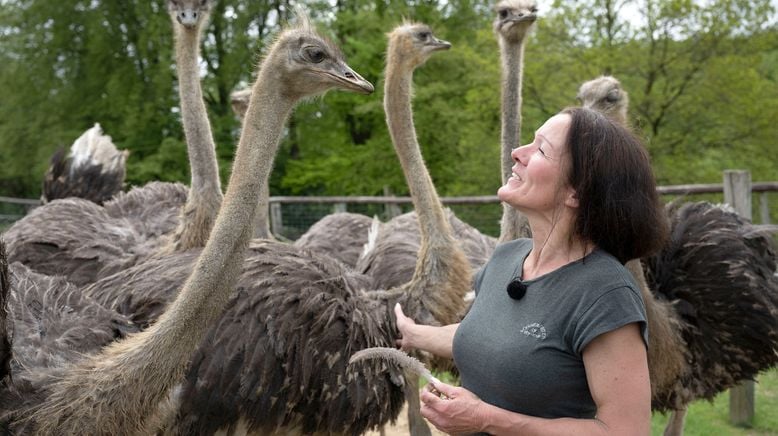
[395,107,668,435]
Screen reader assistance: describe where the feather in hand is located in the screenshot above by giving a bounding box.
[349,347,442,386]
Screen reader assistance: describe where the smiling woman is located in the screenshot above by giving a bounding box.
[395,107,668,435]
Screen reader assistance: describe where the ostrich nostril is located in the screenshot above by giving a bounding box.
[345,71,355,79]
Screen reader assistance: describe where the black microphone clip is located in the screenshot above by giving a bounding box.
[506,279,527,300]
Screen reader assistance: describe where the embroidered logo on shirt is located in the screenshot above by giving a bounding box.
[520,323,547,340]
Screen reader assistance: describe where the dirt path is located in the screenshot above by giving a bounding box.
[363,404,448,436]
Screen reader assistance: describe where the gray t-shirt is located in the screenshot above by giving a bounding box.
[452,239,648,420]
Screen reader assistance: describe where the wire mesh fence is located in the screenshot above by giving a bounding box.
[270,199,503,241]
[0,179,776,239]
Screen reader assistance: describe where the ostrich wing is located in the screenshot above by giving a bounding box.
[165,240,407,435]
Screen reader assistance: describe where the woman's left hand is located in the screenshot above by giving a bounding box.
[420,381,487,435]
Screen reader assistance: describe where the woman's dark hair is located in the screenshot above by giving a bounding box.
[561,107,669,263]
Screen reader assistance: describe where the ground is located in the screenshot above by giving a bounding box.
[363,404,448,436]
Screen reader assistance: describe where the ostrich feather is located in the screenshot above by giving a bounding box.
[349,346,441,386]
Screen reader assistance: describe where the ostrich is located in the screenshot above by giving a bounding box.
[578,75,778,435]
[161,0,224,253]
[0,240,10,383]
[140,22,471,435]
[1,11,375,435]
[3,0,222,285]
[294,211,376,268]
[494,0,536,242]
[577,75,629,125]
[0,240,138,418]
[41,123,129,205]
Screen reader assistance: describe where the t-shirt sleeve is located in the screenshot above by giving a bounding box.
[472,265,486,296]
[571,286,648,355]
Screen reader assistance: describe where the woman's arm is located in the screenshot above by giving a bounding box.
[394,303,459,359]
[420,322,651,435]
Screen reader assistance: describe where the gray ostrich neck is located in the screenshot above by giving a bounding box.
[141,74,294,358]
[384,61,452,249]
[176,23,223,201]
[499,38,524,183]
[498,38,530,242]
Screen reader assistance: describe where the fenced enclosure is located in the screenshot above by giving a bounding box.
[2,178,778,237]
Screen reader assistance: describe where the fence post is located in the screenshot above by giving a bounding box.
[759,192,770,224]
[270,202,284,238]
[333,203,347,213]
[383,186,402,218]
[724,170,755,427]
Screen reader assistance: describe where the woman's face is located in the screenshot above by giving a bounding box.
[497,113,573,214]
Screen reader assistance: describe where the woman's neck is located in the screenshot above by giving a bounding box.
[523,214,591,280]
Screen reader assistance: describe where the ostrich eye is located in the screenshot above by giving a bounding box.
[417,31,431,40]
[531,6,538,13]
[304,47,325,63]
[499,9,509,19]
[606,90,620,102]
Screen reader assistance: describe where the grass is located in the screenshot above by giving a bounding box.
[432,368,778,435]
[651,368,778,435]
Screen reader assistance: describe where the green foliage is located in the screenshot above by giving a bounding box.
[0,0,776,201]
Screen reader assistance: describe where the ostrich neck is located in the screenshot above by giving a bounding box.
[176,24,223,200]
[499,38,525,182]
[498,38,529,242]
[384,63,451,246]
[140,74,294,360]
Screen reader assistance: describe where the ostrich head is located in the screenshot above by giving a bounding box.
[493,0,538,43]
[229,87,251,120]
[577,75,629,125]
[262,12,374,98]
[167,0,213,28]
[386,23,451,72]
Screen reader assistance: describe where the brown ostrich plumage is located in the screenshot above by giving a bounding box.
[644,201,778,410]
[4,182,187,287]
[294,212,376,269]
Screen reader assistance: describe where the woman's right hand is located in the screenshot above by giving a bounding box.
[394,303,417,351]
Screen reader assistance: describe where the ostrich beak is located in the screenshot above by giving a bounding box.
[175,8,201,28]
[507,12,537,23]
[332,63,375,94]
[429,38,452,51]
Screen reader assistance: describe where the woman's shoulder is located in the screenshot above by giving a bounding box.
[493,238,532,256]
[577,249,640,295]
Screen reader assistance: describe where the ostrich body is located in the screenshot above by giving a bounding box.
[42,123,129,205]
[0,257,137,419]
[294,211,375,268]
[0,240,10,383]
[357,210,495,290]
[644,201,778,413]
[2,13,374,435]
[162,0,224,253]
[145,22,470,435]
[494,0,536,242]
[4,182,187,287]
[578,76,778,435]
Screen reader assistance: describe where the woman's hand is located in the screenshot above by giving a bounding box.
[394,303,417,351]
[420,381,488,435]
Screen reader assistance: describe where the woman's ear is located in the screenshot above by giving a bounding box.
[564,188,579,208]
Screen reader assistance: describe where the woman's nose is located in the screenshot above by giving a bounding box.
[512,144,530,164]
